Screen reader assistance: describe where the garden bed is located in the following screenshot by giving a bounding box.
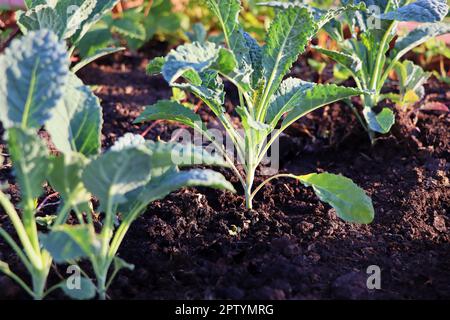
[1,45,448,299]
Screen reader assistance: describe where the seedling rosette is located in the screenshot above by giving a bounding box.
[137,0,375,223]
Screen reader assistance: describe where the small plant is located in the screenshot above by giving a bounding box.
[274,0,449,141]
[41,136,234,300]
[0,29,233,300]
[16,0,125,72]
[136,0,375,223]
[0,29,74,300]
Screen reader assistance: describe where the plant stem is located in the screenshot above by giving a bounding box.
[251,173,297,200]
[245,168,255,210]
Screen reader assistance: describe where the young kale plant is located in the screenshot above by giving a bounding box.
[0,29,73,300]
[41,135,234,300]
[268,0,449,142]
[136,0,375,223]
[17,0,125,72]
[0,28,234,300]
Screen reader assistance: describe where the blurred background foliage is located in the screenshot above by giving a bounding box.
[0,0,448,77]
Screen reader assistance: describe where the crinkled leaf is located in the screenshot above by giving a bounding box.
[119,168,235,218]
[0,30,69,129]
[110,133,145,152]
[379,0,448,22]
[82,146,153,209]
[40,225,100,263]
[266,78,314,127]
[54,0,97,39]
[162,42,237,85]
[71,0,120,43]
[17,5,65,39]
[135,100,205,130]
[363,107,395,133]
[205,0,252,78]
[313,46,362,77]
[394,60,430,101]
[46,73,102,156]
[261,7,316,105]
[391,23,450,62]
[298,173,374,224]
[282,83,366,127]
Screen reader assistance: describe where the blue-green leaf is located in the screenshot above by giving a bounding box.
[261,7,316,106]
[40,225,100,263]
[298,173,374,224]
[363,107,395,134]
[45,73,103,156]
[379,0,448,22]
[82,146,153,209]
[0,30,69,129]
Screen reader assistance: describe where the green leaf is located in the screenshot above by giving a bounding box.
[135,100,204,130]
[48,152,90,207]
[62,276,96,300]
[146,57,165,75]
[82,146,153,209]
[281,83,365,127]
[76,25,114,59]
[119,168,235,218]
[363,107,395,134]
[298,173,374,224]
[0,30,69,129]
[72,47,125,73]
[54,0,97,39]
[71,0,120,44]
[313,46,362,77]
[7,127,49,202]
[111,16,146,41]
[391,23,450,62]
[142,141,230,169]
[45,73,103,156]
[379,0,448,22]
[394,60,430,101]
[162,42,237,85]
[40,225,100,263]
[261,7,316,106]
[17,5,66,39]
[205,0,255,87]
[266,78,315,127]
[113,257,135,272]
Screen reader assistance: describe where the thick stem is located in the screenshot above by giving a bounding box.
[32,270,48,300]
[96,270,108,300]
[245,168,255,210]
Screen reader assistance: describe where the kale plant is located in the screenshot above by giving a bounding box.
[265,0,449,141]
[0,29,233,299]
[136,0,375,223]
[17,0,125,72]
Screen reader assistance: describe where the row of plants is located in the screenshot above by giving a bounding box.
[0,0,448,299]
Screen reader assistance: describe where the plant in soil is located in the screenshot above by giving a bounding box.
[267,0,450,142]
[136,0,375,223]
[0,29,234,300]
[16,0,125,72]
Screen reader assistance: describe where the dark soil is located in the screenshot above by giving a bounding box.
[0,43,449,300]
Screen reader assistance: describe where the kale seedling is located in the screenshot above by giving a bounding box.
[268,0,449,142]
[17,0,125,72]
[136,0,375,223]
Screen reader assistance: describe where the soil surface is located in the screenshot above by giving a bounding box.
[0,42,449,300]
